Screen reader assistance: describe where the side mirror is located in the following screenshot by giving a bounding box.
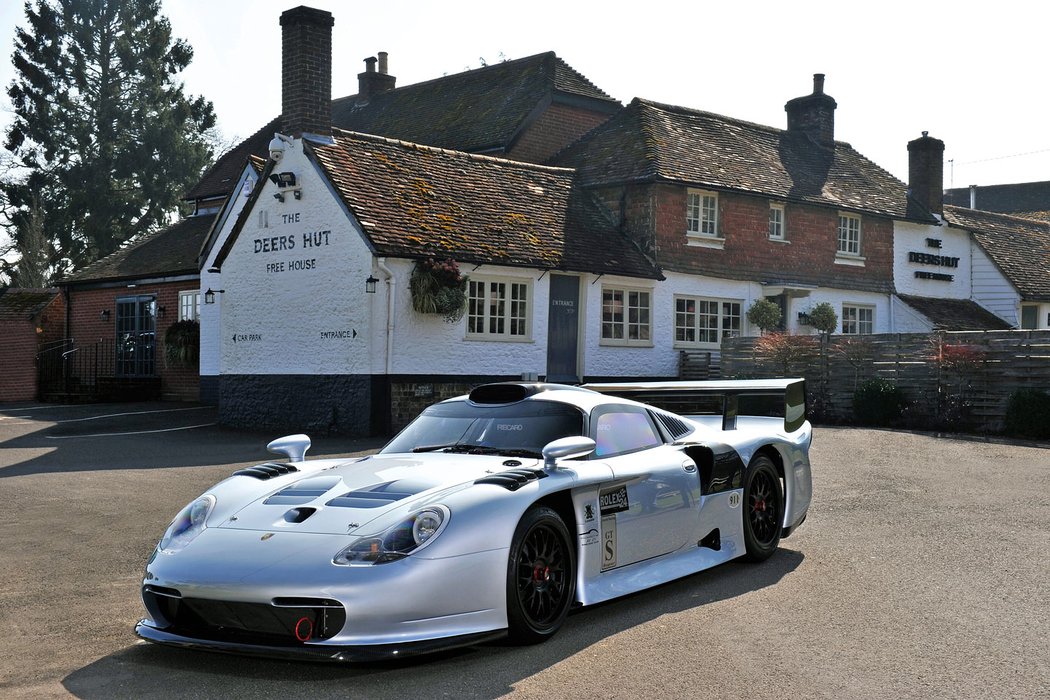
[267,434,311,463]
[542,436,596,471]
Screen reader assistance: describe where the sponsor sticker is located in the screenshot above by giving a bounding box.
[599,485,630,516]
[584,504,595,522]
[601,516,617,570]
[728,492,741,508]
[579,528,599,547]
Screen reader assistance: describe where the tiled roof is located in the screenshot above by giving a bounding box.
[332,52,617,152]
[0,288,59,321]
[189,53,618,203]
[945,181,1050,214]
[299,130,660,278]
[62,215,214,285]
[897,294,1012,331]
[553,98,936,223]
[944,205,1050,301]
[185,118,279,201]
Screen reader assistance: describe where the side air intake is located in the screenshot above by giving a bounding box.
[233,462,299,480]
[475,468,548,491]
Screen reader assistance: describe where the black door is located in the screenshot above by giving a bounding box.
[546,274,580,382]
[116,295,156,376]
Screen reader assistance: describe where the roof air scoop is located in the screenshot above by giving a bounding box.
[267,434,312,463]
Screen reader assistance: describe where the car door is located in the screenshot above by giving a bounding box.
[590,405,701,570]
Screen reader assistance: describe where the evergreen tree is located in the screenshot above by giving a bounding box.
[2,0,216,281]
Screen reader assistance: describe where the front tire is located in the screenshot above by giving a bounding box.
[506,506,575,644]
[742,454,783,562]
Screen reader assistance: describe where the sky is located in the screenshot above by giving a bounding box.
[0,0,1048,191]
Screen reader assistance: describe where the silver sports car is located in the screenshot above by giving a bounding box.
[136,379,812,661]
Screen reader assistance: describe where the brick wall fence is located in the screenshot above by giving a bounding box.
[719,330,1050,434]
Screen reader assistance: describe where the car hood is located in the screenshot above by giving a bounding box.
[217,452,540,536]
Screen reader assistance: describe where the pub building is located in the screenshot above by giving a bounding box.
[198,6,1041,435]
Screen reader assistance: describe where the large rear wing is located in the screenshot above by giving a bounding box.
[582,378,807,433]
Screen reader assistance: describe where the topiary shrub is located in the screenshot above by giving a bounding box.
[1004,389,1050,439]
[746,298,782,333]
[807,302,838,335]
[853,378,906,426]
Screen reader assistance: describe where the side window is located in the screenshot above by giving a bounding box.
[592,409,663,457]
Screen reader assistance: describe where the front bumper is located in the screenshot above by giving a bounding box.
[135,621,505,662]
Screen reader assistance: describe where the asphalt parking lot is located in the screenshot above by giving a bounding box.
[0,401,1047,699]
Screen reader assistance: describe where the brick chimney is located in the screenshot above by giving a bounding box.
[280,6,334,138]
[908,131,945,215]
[785,73,837,146]
[357,52,396,103]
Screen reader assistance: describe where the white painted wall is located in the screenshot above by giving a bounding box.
[893,220,972,298]
[890,296,935,333]
[381,259,551,377]
[971,240,1020,326]
[220,138,375,375]
[200,164,258,378]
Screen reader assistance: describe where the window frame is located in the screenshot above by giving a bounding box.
[179,290,201,322]
[686,189,720,240]
[837,213,863,257]
[465,276,533,342]
[841,303,875,335]
[600,285,654,347]
[673,295,743,348]
[589,404,665,458]
[769,202,786,240]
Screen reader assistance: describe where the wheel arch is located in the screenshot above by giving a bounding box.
[531,490,578,545]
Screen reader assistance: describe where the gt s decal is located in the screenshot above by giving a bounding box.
[601,516,617,570]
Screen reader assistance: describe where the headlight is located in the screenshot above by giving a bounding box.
[158,495,215,554]
[333,506,448,565]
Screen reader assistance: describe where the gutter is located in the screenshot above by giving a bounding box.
[376,257,395,375]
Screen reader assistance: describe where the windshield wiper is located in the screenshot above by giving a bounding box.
[411,444,541,458]
[412,443,468,453]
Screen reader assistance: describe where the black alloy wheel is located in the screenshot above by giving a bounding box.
[742,454,783,562]
[506,506,575,644]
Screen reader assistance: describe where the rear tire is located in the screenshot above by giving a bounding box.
[506,506,575,644]
[742,454,783,562]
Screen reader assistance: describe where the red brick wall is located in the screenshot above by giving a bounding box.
[0,294,65,402]
[507,103,616,164]
[598,183,894,293]
[67,282,200,401]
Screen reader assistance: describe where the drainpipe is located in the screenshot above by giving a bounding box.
[376,257,395,374]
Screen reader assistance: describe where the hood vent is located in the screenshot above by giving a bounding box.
[327,481,416,509]
[263,476,342,506]
[233,462,299,480]
[475,468,548,491]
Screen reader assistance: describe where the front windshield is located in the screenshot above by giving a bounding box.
[381,399,584,457]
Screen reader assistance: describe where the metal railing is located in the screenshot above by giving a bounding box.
[37,338,117,399]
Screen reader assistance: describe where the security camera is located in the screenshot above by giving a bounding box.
[268,133,293,162]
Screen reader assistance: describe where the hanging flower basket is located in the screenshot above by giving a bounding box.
[410,257,468,323]
[164,319,200,367]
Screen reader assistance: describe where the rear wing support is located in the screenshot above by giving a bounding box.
[582,379,808,433]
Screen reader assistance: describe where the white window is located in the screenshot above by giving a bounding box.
[601,286,652,346]
[842,304,874,335]
[686,190,719,237]
[179,291,200,322]
[837,214,862,256]
[674,296,742,346]
[467,278,530,340]
[769,203,785,240]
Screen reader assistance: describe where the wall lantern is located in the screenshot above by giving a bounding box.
[157,305,166,318]
[204,288,225,304]
[100,309,110,321]
[365,275,379,294]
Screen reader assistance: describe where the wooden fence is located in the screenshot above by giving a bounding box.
[718,330,1050,433]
